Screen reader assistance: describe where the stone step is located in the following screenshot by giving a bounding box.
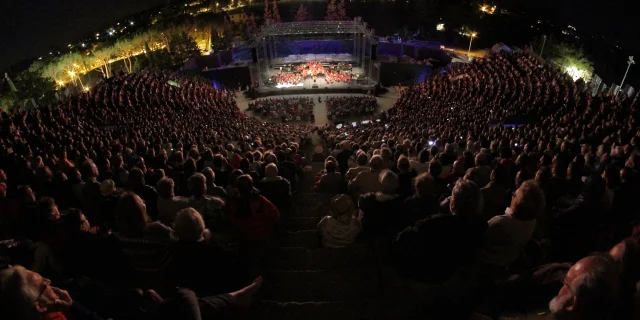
[286,217,321,231]
[278,230,321,249]
[261,269,380,302]
[227,298,424,320]
[265,245,379,271]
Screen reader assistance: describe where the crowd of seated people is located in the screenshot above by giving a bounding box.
[310,50,640,318]
[0,71,310,319]
[326,95,377,120]
[274,61,352,86]
[324,69,352,84]
[247,97,315,122]
[272,72,303,86]
[4,48,640,319]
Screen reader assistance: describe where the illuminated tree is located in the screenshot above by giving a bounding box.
[337,0,347,20]
[246,13,258,34]
[550,42,594,82]
[294,4,310,22]
[263,0,272,23]
[325,0,338,21]
[167,31,201,65]
[271,0,281,23]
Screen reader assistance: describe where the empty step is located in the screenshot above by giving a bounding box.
[261,269,380,302]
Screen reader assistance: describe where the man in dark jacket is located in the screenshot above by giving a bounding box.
[259,164,292,215]
[393,179,487,283]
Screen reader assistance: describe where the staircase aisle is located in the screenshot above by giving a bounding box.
[227,171,422,320]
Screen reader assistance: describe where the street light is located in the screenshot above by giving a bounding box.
[468,32,477,56]
[619,56,635,95]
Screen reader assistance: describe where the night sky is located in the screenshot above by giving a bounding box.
[0,0,635,72]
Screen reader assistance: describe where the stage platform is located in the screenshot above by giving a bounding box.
[255,64,376,98]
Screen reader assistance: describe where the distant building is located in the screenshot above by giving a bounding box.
[228,12,248,24]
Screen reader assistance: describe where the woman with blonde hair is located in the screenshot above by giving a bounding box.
[318,194,362,248]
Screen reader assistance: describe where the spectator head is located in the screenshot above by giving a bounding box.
[356,152,368,166]
[378,170,399,194]
[63,208,91,233]
[325,161,337,173]
[414,173,435,197]
[236,175,254,195]
[452,160,465,175]
[549,254,620,320]
[428,160,443,178]
[202,167,216,185]
[0,169,6,183]
[583,175,606,203]
[100,179,116,196]
[212,154,225,168]
[490,163,509,185]
[265,163,279,178]
[81,159,99,180]
[0,265,68,320]
[156,177,175,200]
[115,192,151,238]
[184,158,197,174]
[475,153,489,166]
[228,169,244,187]
[128,168,145,187]
[397,155,411,172]
[609,238,640,283]
[188,173,207,197]
[173,208,207,242]
[36,196,60,222]
[418,149,429,163]
[369,155,383,170]
[153,169,166,183]
[450,179,483,217]
[510,180,545,221]
[330,194,355,221]
[535,167,552,185]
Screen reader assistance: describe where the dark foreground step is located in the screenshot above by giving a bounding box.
[261,269,380,302]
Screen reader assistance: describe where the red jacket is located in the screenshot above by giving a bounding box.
[226,195,279,241]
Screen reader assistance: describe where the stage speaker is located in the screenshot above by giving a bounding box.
[251,48,258,63]
[371,44,377,61]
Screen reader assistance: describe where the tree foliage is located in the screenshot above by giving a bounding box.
[531,36,594,82]
[263,0,272,24]
[294,4,310,22]
[167,31,201,65]
[271,0,281,23]
[325,0,338,21]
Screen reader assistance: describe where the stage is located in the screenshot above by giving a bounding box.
[253,54,376,97]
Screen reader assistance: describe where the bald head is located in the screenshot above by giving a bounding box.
[369,155,383,170]
[550,255,620,320]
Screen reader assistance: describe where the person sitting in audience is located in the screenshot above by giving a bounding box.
[186,173,225,230]
[548,254,620,320]
[318,194,362,248]
[350,155,384,197]
[156,177,189,225]
[115,192,173,242]
[0,265,264,320]
[403,172,440,226]
[201,167,228,201]
[258,163,292,215]
[345,152,370,181]
[317,161,345,195]
[359,170,403,237]
[226,175,280,242]
[393,179,487,283]
[477,180,545,276]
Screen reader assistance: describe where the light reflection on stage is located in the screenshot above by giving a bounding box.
[275,83,304,89]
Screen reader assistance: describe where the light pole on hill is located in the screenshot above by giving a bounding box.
[468,32,477,57]
[540,35,547,58]
[619,56,635,95]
